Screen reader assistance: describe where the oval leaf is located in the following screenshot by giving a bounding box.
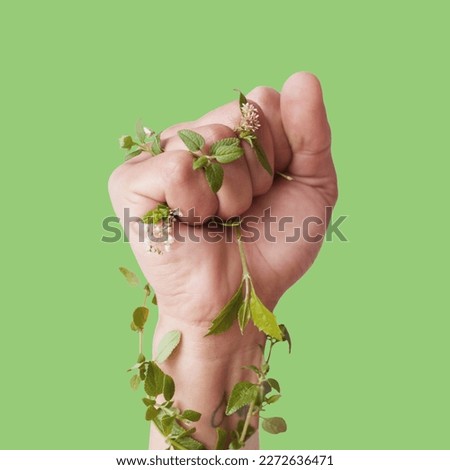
[205,162,224,193]
[267,378,281,393]
[226,381,259,416]
[181,409,201,422]
[215,427,227,450]
[119,267,139,286]
[193,155,209,170]
[210,137,240,155]
[214,146,244,164]
[262,417,287,434]
[206,282,243,336]
[133,307,149,330]
[163,374,175,401]
[155,330,181,363]
[144,361,165,397]
[178,129,205,152]
[249,289,282,340]
[130,374,141,391]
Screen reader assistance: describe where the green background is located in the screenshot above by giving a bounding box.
[1,0,448,450]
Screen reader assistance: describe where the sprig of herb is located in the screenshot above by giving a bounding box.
[119,119,164,160]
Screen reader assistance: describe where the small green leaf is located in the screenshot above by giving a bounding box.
[214,146,244,164]
[215,427,227,450]
[132,306,149,330]
[169,435,205,450]
[180,409,201,422]
[125,149,142,161]
[143,283,151,297]
[136,119,146,143]
[266,394,281,404]
[139,365,146,380]
[253,139,273,175]
[262,417,287,434]
[144,361,165,397]
[178,129,205,152]
[242,365,261,376]
[279,324,292,353]
[137,353,145,363]
[163,374,175,401]
[237,300,251,334]
[130,374,141,390]
[205,162,224,193]
[175,427,197,439]
[130,321,139,332]
[206,282,243,336]
[210,137,240,155]
[155,330,181,364]
[193,155,209,170]
[267,378,281,393]
[226,381,259,415]
[119,267,139,286]
[151,133,163,155]
[119,135,134,150]
[152,294,158,305]
[142,397,155,406]
[235,89,248,107]
[145,406,158,421]
[249,289,282,340]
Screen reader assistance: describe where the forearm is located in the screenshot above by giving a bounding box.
[149,309,266,450]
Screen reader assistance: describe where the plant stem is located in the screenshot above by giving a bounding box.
[239,400,255,445]
[276,171,293,181]
[236,225,250,279]
[139,330,143,355]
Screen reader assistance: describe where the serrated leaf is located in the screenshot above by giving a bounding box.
[151,133,163,155]
[180,409,201,422]
[144,361,165,397]
[249,289,282,340]
[205,162,224,193]
[169,435,205,450]
[163,374,175,401]
[238,300,251,334]
[235,89,248,108]
[132,306,149,330]
[267,378,281,393]
[279,324,292,353]
[193,155,209,170]
[253,139,273,175]
[130,374,141,391]
[119,267,139,286]
[175,427,196,439]
[145,405,158,421]
[214,146,244,164]
[215,427,227,450]
[226,381,259,415]
[161,415,175,435]
[155,330,181,364]
[178,129,205,152]
[262,417,287,434]
[136,119,146,143]
[266,394,281,404]
[210,137,240,155]
[206,282,243,336]
[125,149,142,161]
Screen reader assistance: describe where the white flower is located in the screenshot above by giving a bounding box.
[143,127,154,137]
[238,103,261,133]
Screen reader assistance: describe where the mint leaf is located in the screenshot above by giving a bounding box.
[169,435,205,450]
[132,306,149,330]
[266,394,281,404]
[151,133,163,155]
[253,139,273,175]
[163,374,175,401]
[180,410,201,422]
[215,427,227,450]
[279,324,292,353]
[119,267,139,286]
[145,361,165,397]
[119,135,134,150]
[145,405,158,421]
[178,129,205,152]
[130,374,141,390]
[193,155,209,170]
[226,381,259,415]
[249,289,282,340]
[237,300,251,334]
[206,282,243,336]
[214,146,244,164]
[155,330,181,364]
[205,162,224,193]
[267,378,281,393]
[210,137,240,155]
[136,119,146,143]
[262,417,287,434]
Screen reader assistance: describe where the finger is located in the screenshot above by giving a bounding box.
[280,72,334,180]
[162,124,253,219]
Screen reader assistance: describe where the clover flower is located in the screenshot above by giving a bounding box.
[237,102,261,134]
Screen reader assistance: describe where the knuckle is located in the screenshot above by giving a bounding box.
[249,86,280,108]
[163,151,193,187]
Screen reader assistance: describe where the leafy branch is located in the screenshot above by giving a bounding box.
[119,119,164,160]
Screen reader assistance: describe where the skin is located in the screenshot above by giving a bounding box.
[109,72,338,449]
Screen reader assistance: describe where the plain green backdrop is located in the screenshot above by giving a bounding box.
[0,0,448,450]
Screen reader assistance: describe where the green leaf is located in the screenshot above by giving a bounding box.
[119,135,134,150]
[155,330,181,364]
[169,435,205,450]
[267,378,281,393]
[215,427,227,450]
[262,417,287,434]
[180,410,201,422]
[206,282,243,336]
[151,133,163,155]
[235,89,248,107]
[242,365,261,376]
[226,381,259,415]
[137,353,145,363]
[238,300,251,334]
[279,324,292,353]
[136,119,146,143]
[210,137,240,155]
[143,283,151,297]
[249,289,282,340]
[253,139,273,175]
[130,374,141,391]
[175,427,196,439]
[145,405,158,421]
[144,361,165,397]
[193,155,209,170]
[214,146,244,164]
[178,129,205,152]
[266,394,281,404]
[152,294,158,306]
[132,306,149,330]
[163,374,175,401]
[119,267,139,286]
[130,321,139,332]
[125,149,142,161]
[205,162,224,193]
[142,397,155,406]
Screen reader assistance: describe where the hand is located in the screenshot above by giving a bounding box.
[109,72,337,449]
